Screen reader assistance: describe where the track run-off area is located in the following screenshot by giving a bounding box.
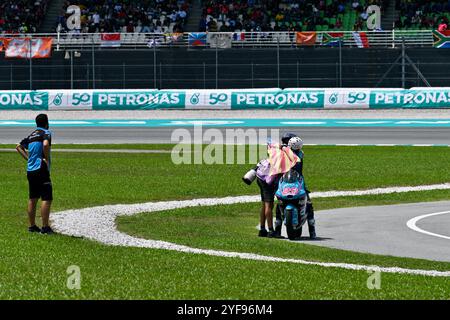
[2,109,450,277]
[51,184,450,278]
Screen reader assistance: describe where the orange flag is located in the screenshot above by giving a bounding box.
[5,38,52,59]
[0,38,11,52]
[296,32,317,46]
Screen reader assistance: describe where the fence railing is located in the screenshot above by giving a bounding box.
[0,30,435,49]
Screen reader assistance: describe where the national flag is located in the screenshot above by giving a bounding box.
[433,29,450,48]
[321,32,344,47]
[165,32,183,43]
[147,36,163,48]
[5,38,52,59]
[207,33,232,48]
[352,32,369,48]
[188,32,207,46]
[0,38,10,52]
[296,32,317,46]
[232,32,245,41]
[101,33,121,47]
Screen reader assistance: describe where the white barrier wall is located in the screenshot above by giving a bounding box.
[1,88,450,110]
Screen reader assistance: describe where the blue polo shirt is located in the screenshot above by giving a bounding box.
[20,127,52,172]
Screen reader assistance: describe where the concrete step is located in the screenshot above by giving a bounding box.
[40,0,66,33]
[184,0,203,32]
[380,0,399,30]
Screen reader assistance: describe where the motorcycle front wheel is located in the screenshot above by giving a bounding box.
[285,209,302,240]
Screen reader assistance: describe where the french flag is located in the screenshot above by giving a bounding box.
[352,32,369,48]
[233,32,245,41]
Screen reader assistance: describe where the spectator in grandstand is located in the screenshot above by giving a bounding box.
[397,0,450,30]
[200,0,389,33]
[0,0,50,33]
[199,15,207,31]
[57,0,190,33]
[360,11,369,21]
[353,18,363,31]
[207,19,218,32]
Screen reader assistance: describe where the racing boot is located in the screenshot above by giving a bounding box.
[308,219,317,240]
[307,201,317,240]
[274,220,283,237]
[268,229,284,239]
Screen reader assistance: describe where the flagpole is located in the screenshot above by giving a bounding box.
[277,37,280,88]
[153,35,157,89]
[70,51,74,89]
[92,35,95,89]
[29,37,32,90]
[401,37,405,89]
[215,43,218,89]
[56,25,61,51]
[339,38,342,87]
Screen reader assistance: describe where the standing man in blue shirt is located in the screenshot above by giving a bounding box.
[16,114,54,234]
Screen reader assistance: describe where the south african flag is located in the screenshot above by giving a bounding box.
[433,30,450,48]
[321,32,344,47]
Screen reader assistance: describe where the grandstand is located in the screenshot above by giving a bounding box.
[0,0,50,33]
[199,0,391,32]
[41,0,191,33]
[4,1,450,34]
[0,0,448,91]
[396,0,450,30]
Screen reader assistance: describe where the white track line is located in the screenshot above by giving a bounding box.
[52,184,450,277]
[407,211,450,240]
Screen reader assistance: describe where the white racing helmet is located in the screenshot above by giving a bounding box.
[288,136,303,151]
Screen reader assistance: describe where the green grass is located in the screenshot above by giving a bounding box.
[118,192,450,273]
[0,145,449,299]
[0,143,176,150]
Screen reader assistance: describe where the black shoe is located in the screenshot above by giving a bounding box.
[258,229,268,237]
[309,228,317,240]
[41,226,55,235]
[28,225,41,233]
[275,224,282,234]
[268,230,284,239]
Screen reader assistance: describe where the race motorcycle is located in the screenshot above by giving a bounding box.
[275,169,308,240]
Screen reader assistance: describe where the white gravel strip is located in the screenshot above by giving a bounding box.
[51,184,450,277]
[2,109,450,120]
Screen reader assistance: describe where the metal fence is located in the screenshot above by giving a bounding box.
[0,30,435,49]
[0,30,446,90]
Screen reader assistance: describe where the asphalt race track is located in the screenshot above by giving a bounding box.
[1,109,450,145]
[289,201,450,262]
[1,126,450,145]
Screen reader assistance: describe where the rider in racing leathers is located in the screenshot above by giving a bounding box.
[274,132,317,239]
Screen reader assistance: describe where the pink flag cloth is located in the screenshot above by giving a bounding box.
[267,144,300,177]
